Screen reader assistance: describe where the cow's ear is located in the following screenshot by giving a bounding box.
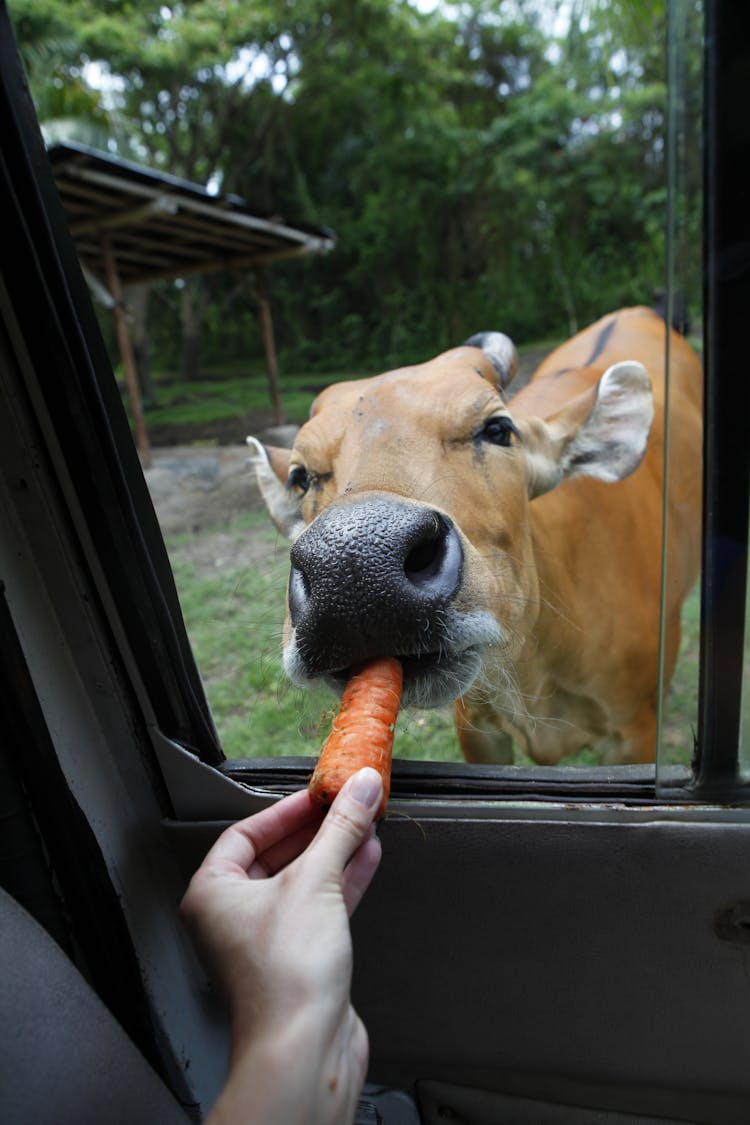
[463,331,519,390]
[246,437,304,539]
[522,361,654,499]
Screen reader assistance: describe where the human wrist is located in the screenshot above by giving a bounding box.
[209,1010,360,1125]
[208,1030,314,1125]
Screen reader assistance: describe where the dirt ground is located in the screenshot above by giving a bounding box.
[143,419,304,553]
[145,442,267,540]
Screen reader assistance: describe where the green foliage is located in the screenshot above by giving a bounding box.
[8,0,112,140]
[9,0,703,376]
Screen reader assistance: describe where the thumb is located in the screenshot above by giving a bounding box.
[305,767,383,878]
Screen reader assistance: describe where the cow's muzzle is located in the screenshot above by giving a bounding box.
[287,494,463,677]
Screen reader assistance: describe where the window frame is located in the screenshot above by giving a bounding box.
[0,7,223,771]
[693,2,750,798]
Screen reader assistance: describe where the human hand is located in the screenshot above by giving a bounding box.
[180,766,384,1125]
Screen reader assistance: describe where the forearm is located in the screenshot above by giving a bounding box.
[206,1012,365,1125]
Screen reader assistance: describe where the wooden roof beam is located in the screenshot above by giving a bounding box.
[65,163,333,253]
[104,240,316,285]
[68,195,179,239]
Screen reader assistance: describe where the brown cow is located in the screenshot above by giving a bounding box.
[249,307,702,765]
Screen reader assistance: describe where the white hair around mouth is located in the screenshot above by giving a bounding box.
[282,609,504,708]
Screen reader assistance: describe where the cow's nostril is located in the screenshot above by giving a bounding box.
[404,514,461,598]
[288,563,310,626]
[404,523,444,586]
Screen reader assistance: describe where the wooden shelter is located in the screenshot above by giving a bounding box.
[48,142,335,466]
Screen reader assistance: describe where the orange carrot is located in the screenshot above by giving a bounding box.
[309,656,403,819]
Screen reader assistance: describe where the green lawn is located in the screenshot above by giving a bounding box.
[167,512,701,768]
[124,364,372,434]
[121,338,559,437]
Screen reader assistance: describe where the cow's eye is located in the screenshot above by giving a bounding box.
[287,465,311,494]
[479,415,517,447]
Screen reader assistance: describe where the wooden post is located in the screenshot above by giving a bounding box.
[100,233,152,468]
[254,266,284,426]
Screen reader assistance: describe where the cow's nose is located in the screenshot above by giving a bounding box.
[287,496,462,674]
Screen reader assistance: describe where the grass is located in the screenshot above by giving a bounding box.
[659,581,701,767]
[166,512,701,768]
[124,364,372,433]
[122,336,554,436]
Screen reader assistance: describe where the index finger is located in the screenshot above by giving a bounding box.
[200,788,319,875]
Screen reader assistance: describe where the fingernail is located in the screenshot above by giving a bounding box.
[348,767,383,810]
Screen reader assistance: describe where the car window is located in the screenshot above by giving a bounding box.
[159,4,707,790]
[15,0,750,806]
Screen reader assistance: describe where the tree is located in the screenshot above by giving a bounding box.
[9,0,695,380]
[8,0,113,145]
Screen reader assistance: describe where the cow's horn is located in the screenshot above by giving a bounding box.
[463,331,518,389]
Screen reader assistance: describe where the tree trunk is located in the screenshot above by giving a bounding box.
[124,282,156,404]
[180,279,210,381]
[546,229,578,337]
[253,267,284,426]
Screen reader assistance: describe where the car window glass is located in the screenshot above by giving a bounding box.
[13,1,705,778]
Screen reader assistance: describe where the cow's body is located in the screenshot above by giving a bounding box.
[251,307,702,765]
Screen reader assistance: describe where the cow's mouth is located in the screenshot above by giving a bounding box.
[331,649,448,681]
[285,610,503,709]
[326,647,480,707]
